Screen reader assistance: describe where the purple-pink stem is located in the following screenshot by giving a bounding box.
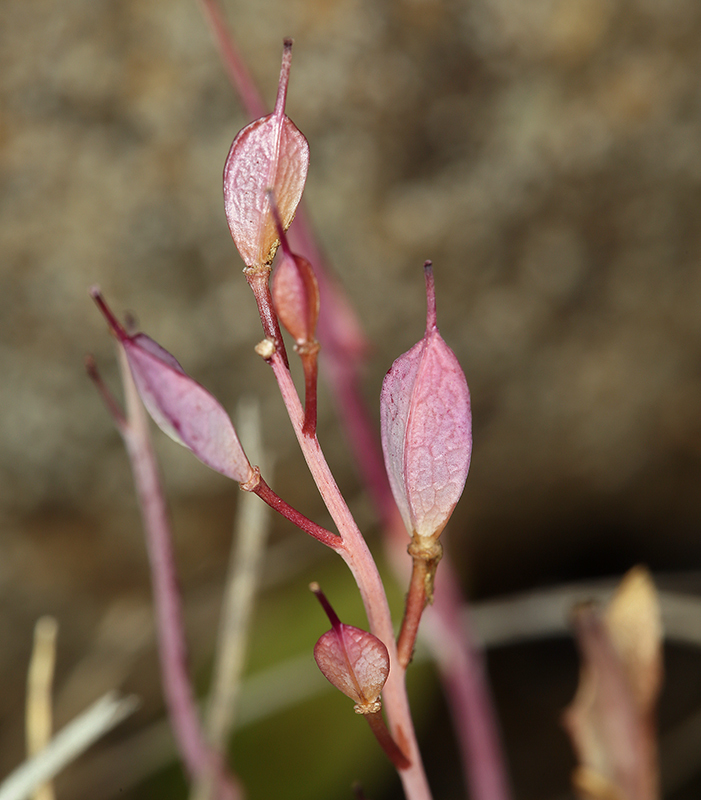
[268,348,431,800]
[300,347,319,436]
[110,350,240,800]
[198,0,267,120]
[424,573,512,800]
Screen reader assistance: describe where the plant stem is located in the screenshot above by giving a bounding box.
[251,474,340,549]
[197,0,267,120]
[424,566,512,800]
[268,350,432,800]
[363,709,411,771]
[397,559,429,670]
[397,538,443,670]
[300,347,319,436]
[117,350,239,800]
[246,270,289,367]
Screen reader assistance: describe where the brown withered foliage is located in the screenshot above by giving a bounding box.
[564,567,663,800]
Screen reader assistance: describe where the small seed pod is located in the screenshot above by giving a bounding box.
[272,251,320,347]
[268,190,321,435]
[310,583,389,713]
[223,40,309,271]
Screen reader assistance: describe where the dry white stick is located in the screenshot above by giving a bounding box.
[26,617,58,800]
[0,692,139,800]
[191,399,273,800]
[208,399,272,744]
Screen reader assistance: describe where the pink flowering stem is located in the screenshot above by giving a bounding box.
[200,10,511,799]
[87,355,239,800]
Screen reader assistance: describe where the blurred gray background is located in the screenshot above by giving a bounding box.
[1,0,700,797]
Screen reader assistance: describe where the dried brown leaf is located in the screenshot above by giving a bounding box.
[563,566,662,800]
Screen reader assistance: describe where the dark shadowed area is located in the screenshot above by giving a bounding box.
[1,0,701,798]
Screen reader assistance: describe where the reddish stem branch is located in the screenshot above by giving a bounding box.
[397,538,442,670]
[250,475,340,550]
[300,347,319,436]
[397,559,429,670]
[364,709,411,771]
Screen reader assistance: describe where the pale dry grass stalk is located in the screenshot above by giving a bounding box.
[26,617,58,800]
[0,693,139,800]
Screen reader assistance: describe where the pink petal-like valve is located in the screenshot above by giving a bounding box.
[380,263,472,540]
[223,39,309,270]
[91,289,254,485]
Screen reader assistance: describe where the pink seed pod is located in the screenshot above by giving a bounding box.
[91,288,254,485]
[268,189,321,435]
[272,250,319,346]
[311,583,389,713]
[223,39,309,270]
[380,262,472,541]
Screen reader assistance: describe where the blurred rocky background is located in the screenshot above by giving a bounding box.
[1,0,701,797]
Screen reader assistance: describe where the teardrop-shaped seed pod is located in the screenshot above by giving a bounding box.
[223,40,309,270]
[91,289,254,485]
[380,263,472,541]
[310,583,389,712]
